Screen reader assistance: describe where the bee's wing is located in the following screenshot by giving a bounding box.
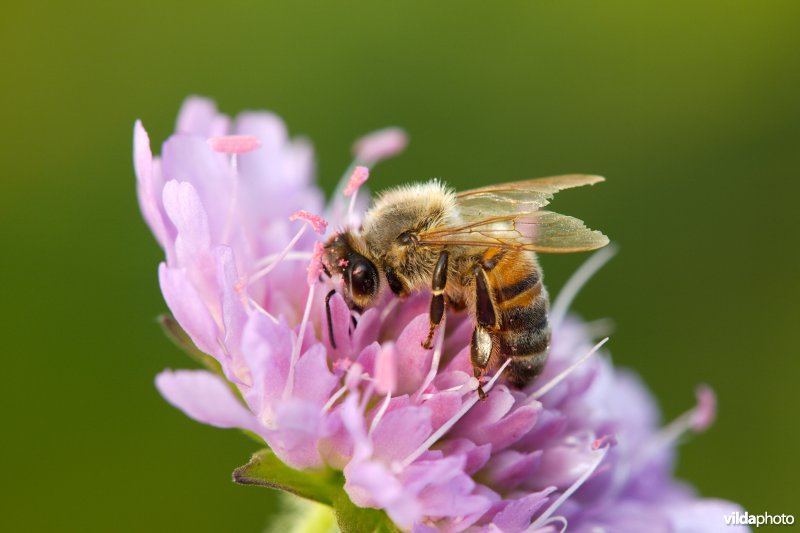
[418,210,609,253]
[455,174,605,214]
[418,176,608,253]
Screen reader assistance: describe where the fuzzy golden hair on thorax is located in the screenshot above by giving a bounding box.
[362,179,459,259]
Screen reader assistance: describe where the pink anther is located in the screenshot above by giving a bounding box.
[344,166,369,197]
[207,134,261,154]
[307,242,325,286]
[289,210,328,235]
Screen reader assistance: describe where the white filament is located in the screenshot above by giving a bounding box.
[248,225,308,284]
[252,251,313,270]
[369,392,393,437]
[529,446,609,530]
[550,245,617,331]
[415,317,446,398]
[283,282,316,399]
[246,297,279,324]
[530,337,609,401]
[398,358,513,469]
[221,154,240,245]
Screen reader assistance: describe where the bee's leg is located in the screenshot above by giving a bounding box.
[471,326,492,400]
[423,251,449,349]
[471,264,500,399]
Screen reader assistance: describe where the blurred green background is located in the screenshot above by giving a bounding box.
[2,1,798,530]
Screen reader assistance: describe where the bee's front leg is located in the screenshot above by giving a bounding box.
[423,251,449,349]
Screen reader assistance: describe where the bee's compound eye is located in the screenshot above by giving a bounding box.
[349,256,379,299]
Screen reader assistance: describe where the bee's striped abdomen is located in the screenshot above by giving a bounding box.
[482,249,551,389]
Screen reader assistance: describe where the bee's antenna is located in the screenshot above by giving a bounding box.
[325,289,338,349]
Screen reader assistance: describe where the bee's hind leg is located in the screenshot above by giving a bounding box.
[423,251,449,349]
[470,263,501,399]
[471,326,499,400]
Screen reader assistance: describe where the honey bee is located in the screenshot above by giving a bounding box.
[323,175,609,398]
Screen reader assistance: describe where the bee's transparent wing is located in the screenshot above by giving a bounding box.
[418,175,608,253]
[454,174,605,215]
[418,210,609,253]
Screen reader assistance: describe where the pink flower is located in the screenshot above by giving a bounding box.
[136,97,746,532]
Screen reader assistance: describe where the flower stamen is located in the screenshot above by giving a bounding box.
[550,245,617,331]
[369,392,393,437]
[635,384,717,468]
[207,135,261,155]
[322,384,349,412]
[529,440,612,530]
[252,251,313,269]
[398,357,513,469]
[248,211,328,286]
[352,127,408,166]
[246,296,279,324]
[344,166,369,226]
[283,281,316,399]
[530,337,609,401]
[207,136,260,246]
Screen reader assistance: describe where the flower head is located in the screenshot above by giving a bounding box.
[136,97,746,532]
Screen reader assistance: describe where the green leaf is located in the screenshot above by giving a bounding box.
[233,449,337,505]
[233,449,401,532]
[332,489,402,533]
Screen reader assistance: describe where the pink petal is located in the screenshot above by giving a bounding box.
[478,403,541,451]
[214,246,248,380]
[490,488,556,533]
[345,460,420,527]
[351,307,381,350]
[133,120,170,249]
[233,111,288,183]
[176,96,229,137]
[155,369,260,433]
[162,180,212,266]
[422,390,462,431]
[158,263,220,359]
[292,343,339,407]
[240,313,293,416]
[285,137,316,187]
[371,406,433,463]
[531,438,601,490]
[374,344,398,395]
[266,398,327,470]
[453,385,515,431]
[321,292,354,360]
[394,314,437,395]
[480,450,543,491]
[437,438,492,475]
[452,393,541,452]
[161,136,232,242]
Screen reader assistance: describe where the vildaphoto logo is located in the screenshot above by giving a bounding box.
[725,511,795,527]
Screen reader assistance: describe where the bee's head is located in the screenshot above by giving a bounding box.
[323,232,380,311]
